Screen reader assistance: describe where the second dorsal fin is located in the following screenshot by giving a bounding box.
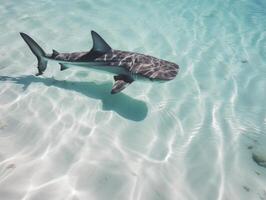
[91,30,112,53]
[52,49,59,57]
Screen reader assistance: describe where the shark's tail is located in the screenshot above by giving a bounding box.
[20,32,47,76]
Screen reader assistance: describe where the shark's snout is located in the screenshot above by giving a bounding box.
[158,61,179,80]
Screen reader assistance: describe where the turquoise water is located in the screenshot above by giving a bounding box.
[0,0,266,199]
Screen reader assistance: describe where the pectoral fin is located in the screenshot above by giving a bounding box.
[111,74,134,94]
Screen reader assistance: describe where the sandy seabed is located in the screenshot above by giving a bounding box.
[0,0,266,199]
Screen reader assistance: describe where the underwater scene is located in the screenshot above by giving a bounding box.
[0,0,266,199]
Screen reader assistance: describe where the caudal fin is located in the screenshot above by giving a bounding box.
[20,32,47,75]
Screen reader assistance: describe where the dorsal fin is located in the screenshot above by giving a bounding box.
[91,30,111,53]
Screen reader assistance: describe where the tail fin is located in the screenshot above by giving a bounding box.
[20,32,47,75]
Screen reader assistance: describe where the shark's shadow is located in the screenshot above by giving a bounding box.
[0,75,148,121]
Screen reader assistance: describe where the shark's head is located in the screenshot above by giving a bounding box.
[153,60,179,81]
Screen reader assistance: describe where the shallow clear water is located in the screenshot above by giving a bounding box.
[0,0,266,199]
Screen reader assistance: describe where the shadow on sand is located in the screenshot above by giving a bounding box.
[0,75,148,121]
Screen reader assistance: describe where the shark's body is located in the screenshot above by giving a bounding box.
[20,31,179,94]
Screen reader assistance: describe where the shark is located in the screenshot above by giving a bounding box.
[20,31,179,94]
